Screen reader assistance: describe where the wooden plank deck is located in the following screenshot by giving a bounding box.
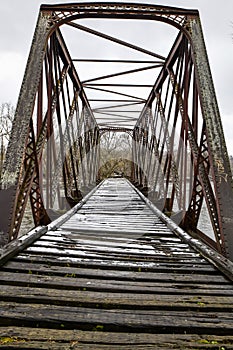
[1,178,233,349]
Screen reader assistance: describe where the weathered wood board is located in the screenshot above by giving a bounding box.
[0,178,233,348]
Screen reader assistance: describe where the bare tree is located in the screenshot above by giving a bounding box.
[0,103,15,245]
[0,102,15,179]
[0,102,15,141]
[99,132,132,178]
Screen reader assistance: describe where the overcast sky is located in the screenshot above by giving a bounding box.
[1,0,233,153]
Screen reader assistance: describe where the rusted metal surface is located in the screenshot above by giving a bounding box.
[0,24,99,241]
[0,2,232,262]
[188,17,233,258]
[0,178,233,347]
[132,30,233,258]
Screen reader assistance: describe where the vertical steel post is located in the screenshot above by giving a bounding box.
[188,17,233,259]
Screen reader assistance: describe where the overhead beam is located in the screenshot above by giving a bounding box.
[67,22,166,60]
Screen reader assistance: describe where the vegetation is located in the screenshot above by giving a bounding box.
[0,102,15,180]
[98,131,132,180]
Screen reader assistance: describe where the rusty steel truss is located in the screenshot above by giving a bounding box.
[1,2,233,260]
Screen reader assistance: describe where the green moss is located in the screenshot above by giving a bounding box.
[0,337,25,344]
[197,302,205,307]
[198,339,219,345]
[93,324,104,331]
[65,273,76,278]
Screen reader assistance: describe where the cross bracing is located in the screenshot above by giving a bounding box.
[0,2,233,261]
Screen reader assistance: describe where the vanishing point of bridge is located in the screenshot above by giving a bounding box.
[1,2,233,348]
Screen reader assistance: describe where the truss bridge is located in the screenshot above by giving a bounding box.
[0,3,233,348]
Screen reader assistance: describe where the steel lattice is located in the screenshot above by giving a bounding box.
[0,2,233,260]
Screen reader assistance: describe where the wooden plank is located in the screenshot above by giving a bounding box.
[2,261,228,283]
[1,327,233,349]
[12,253,219,274]
[36,235,196,251]
[1,285,233,310]
[33,244,204,261]
[13,254,212,271]
[1,302,233,334]
[39,232,182,245]
[0,271,232,296]
[20,246,204,263]
[1,178,233,343]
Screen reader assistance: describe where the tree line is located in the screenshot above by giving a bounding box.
[1,102,233,182]
[0,102,132,182]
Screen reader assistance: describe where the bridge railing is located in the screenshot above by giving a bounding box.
[132,30,233,258]
[0,28,100,242]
